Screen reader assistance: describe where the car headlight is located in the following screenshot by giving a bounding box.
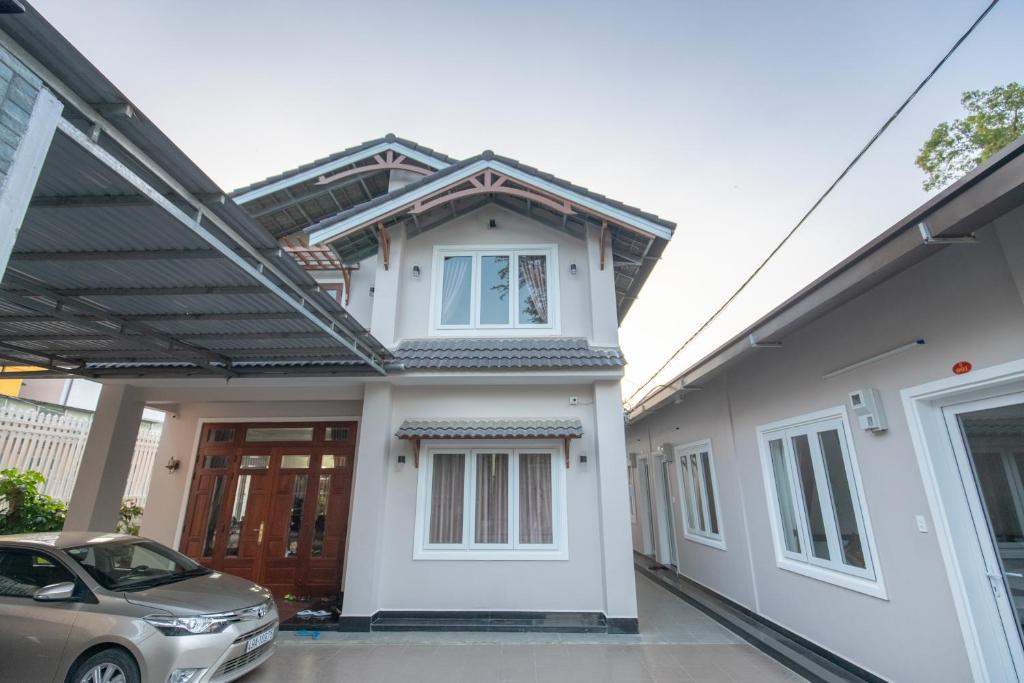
[144,612,235,635]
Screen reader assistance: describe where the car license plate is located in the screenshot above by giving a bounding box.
[246,628,274,653]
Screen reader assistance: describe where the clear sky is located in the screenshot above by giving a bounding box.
[28,0,1023,401]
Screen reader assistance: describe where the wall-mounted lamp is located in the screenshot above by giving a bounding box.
[578,454,588,465]
[397,454,407,465]
[488,218,498,228]
[369,286,375,298]
[164,457,180,473]
[570,263,577,276]
[412,265,421,279]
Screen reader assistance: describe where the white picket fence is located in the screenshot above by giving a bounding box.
[0,407,162,505]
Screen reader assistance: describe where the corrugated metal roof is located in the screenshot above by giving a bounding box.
[0,9,391,378]
[393,338,625,370]
[396,418,583,439]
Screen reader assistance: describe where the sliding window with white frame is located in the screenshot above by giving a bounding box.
[415,445,568,560]
[757,407,886,598]
[674,440,725,550]
[431,245,559,334]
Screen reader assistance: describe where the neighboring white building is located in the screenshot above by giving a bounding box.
[0,7,673,633]
[626,139,1024,681]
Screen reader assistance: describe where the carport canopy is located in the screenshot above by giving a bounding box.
[0,12,390,380]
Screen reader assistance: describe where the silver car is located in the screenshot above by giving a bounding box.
[0,532,278,683]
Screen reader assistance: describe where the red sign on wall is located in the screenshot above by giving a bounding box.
[952,361,973,375]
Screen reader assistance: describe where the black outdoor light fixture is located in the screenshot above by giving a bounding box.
[488,218,498,228]
[164,457,180,473]
[412,265,421,279]
[570,263,578,276]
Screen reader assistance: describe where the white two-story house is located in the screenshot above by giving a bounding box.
[0,85,674,631]
[0,6,674,633]
[147,137,674,632]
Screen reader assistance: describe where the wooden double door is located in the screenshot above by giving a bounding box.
[180,422,356,599]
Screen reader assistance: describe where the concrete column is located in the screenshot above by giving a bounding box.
[0,87,61,277]
[64,384,145,532]
[586,224,620,347]
[369,224,405,348]
[593,379,639,630]
[341,383,394,624]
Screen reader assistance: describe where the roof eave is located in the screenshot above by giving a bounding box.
[306,158,674,245]
[628,134,1024,422]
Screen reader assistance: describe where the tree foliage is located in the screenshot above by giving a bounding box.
[916,82,1024,191]
[0,468,67,534]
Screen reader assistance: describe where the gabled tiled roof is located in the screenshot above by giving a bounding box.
[230,134,458,198]
[306,150,676,237]
[392,338,625,370]
[395,418,583,440]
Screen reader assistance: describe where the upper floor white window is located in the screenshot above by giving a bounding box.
[431,246,558,333]
[674,440,725,550]
[757,407,886,599]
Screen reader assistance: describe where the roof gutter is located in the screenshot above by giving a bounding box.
[628,135,1024,422]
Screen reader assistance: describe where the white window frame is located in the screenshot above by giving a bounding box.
[757,406,887,599]
[413,441,568,560]
[673,439,726,550]
[429,245,559,336]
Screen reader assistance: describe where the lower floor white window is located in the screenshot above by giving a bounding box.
[674,440,725,549]
[417,445,566,559]
[758,408,884,596]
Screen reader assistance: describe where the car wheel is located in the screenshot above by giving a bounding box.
[71,648,140,683]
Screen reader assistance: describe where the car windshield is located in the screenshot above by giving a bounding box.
[65,540,210,591]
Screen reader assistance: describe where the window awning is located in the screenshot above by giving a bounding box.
[395,418,583,467]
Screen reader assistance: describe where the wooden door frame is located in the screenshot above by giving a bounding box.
[173,415,361,548]
[178,417,360,597]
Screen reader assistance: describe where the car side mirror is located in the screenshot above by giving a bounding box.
[33,582,77,602]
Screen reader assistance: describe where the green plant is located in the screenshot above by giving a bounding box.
[0,468,67,534]
[916,82,1024,190]
[117,498,144,535]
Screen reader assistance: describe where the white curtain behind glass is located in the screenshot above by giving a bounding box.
[519,453,553,544]
[441,256,472,325]
[474,453,509,543]
[429,453,465,544]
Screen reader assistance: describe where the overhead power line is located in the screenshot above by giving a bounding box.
[624,0,1002,408]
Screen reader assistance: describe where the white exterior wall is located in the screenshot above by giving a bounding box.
[375,384,609,612]
[393,204,596,343]
[627,214,1024,682]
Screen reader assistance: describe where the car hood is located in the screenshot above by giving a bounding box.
[123,571,273,615]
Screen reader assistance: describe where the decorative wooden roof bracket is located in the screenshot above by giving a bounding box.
[409,170,576,217]
[314,150,433,186]
[376,222,391,270]
[340,266,352,305]
[410,437,421,468]
[599,221,609,270]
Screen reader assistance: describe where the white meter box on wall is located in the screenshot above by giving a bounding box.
[849,388,887,432]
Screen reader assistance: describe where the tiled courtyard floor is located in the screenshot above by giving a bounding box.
[240,573,805,682]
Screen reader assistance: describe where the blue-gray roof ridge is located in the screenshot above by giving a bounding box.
[392,337,626,370]
[230,134,459,197]
[396,418,583,439]
[305,150,677,236]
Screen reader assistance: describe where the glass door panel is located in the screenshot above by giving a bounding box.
[956,400,1024,646]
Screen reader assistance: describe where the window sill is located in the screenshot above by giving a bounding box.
[775,556,888,600]
[428,327,560,338]
[682,531,727,552]
[413,548,568,561]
